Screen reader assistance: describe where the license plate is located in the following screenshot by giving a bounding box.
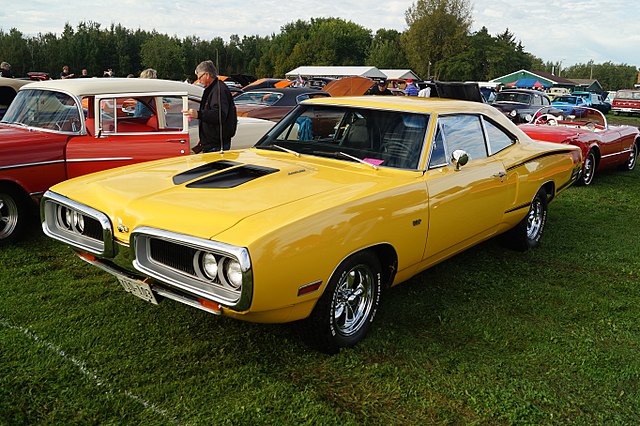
[117,275,158,304]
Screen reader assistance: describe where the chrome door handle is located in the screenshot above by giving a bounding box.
[492,171,507,178]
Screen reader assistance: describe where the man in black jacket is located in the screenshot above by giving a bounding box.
[183,60,237,152]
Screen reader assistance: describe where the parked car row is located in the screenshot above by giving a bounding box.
[2,75,638,353]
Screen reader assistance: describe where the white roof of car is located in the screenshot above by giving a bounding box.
[18,77,204,98]
[0,76,32,91]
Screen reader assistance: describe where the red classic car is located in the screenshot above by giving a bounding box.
[520,107,639,185]
[0,78,273,244]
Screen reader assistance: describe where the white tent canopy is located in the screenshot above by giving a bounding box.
[285,66,387,79]
[380,69,420,80]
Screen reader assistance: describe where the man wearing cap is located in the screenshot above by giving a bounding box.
[370,80,393,96]
[404,79,419,96]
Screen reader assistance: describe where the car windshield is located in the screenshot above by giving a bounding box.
[616,91,640,100]
[554,96,579,104]
[234,91,284,106]
[1,89,81,132]
[256,104,429,170]
[495,92,531,104]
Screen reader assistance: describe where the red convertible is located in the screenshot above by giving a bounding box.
[0,78,273,244]
[520,107,638,185]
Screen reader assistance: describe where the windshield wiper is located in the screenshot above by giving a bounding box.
[272,144,301,157]
[311,150,378,170]
[0,121,28,128]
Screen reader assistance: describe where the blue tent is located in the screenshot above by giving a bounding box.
[514,78,550,88]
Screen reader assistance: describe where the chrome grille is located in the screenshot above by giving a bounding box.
[149,238,196,276]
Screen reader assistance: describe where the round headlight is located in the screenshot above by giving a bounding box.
[523,114,532,123]
[509,109,517,117]
[224,259,243,290]
[201,253,218,280]
[73,211,85,233]
[64,208,73,229]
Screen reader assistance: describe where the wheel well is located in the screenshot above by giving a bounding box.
[542,181,556,203]
[367,244,398,289]
[589,147,601,166]
[0,181,33,205]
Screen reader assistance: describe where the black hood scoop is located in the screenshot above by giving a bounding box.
[173,160,240,185]
[173,160,279,189]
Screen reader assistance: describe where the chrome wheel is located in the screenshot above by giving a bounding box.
[627,144,637,171]
[581,151,596,185]
[526,196,544,241]
[304,251,382,352]
[332,264,376,337]
[0,192,19,241]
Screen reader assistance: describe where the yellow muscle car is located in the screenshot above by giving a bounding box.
[41,96,582,353]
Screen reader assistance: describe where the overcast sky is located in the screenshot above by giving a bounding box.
[1,0,638,71]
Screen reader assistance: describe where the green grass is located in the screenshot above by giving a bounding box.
[605,112,640,128]
[2,167,639,425]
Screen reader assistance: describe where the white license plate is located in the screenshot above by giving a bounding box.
[117,275,158,304]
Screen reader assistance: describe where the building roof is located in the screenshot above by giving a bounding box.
[379,69,421,81]
[285,66,387,79]
[490,69,574,85]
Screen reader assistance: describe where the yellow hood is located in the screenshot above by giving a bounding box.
[50,149,406,244]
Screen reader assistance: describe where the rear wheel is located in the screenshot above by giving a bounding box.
[503,188,548,251]
[0,187,28,245]
[579,150,597,186]
[303,251,382,354]
[620,142,637,171]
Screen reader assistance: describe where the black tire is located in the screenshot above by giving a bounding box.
[303,251,382,354]
[620,142,637,171]
[0,186,28,245]
[504,188,548,251]
[578,150,597,186]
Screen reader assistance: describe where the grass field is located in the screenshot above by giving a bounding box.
[1,164,639,424]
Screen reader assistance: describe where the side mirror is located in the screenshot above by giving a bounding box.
[451,149,469,170]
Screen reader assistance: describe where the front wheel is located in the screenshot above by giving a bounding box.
[620,143,637,171]
[578,150,597,186]
[0,187,28,245]
[303,251,382,353]
[503,188,548,251]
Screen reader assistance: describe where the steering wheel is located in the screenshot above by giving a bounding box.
[381,140,412,160]
[584,121,596,131]
[534,114,559,126]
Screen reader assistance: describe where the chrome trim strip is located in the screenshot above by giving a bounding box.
[0,159,65,171]
[66,157,134,163]
[131,227,253,311]
[76,253,222,316]
[601,148,631,159]
[40,190,115,257]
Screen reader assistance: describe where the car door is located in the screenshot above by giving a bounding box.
[423,114,516,260]
[65,92,190,179]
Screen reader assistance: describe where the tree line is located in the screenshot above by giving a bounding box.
[0,0,637,90]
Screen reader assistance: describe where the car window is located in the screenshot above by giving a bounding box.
[532,94,542,106]
[496,92,531,104]
[186,98,200,131]
[428,125,448,169]
[261,105,428,170]
[98,95,186,134]
[438,115,487,162]
[234,92,283,106]
[483,118,515,155]
[2,89,81,132]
